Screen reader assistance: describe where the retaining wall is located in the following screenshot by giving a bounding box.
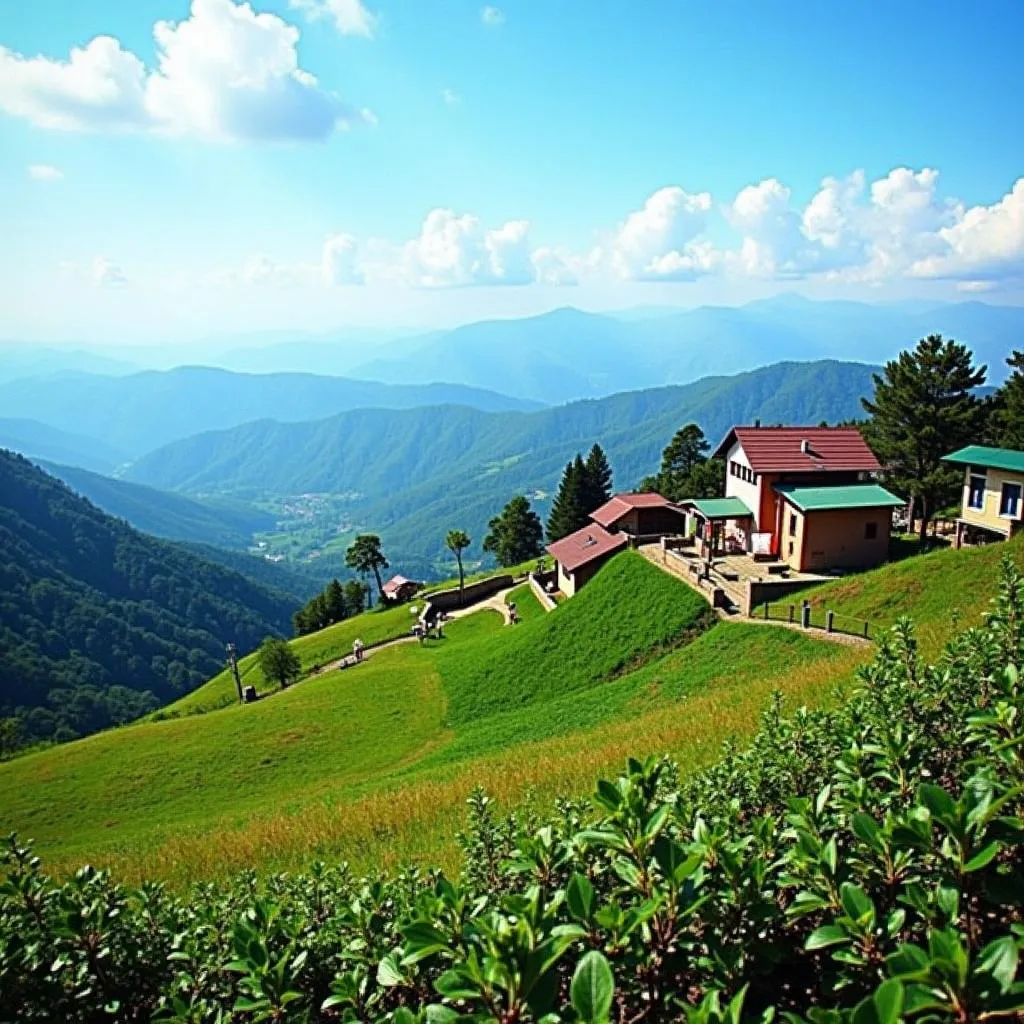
[425,573,515,613]
[529,571,558,611]
[744,577,822,617]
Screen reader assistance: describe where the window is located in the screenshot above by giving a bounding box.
[788,541,794,556]
[1000,482,1022,518]
[865,521,878,540]
[730,461,738,477]
[967,474,985,510]
[789,513,797,536]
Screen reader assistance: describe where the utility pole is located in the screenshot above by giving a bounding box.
[226,642,243,703]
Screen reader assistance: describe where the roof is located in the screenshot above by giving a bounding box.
[678,496,754,520]
[382,574,419,595]
[590,492,672,528]
[773,483,904,513]
[713,426,881,474]
[943,445,1024,474]
[546,523,628,573]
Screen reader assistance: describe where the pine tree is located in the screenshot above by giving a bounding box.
[582,443,613,512]
[862,335,986,542]
[547,457,589,542]
[657,423,710,499]
[483,495,545,567]
[324,578,347,624]
[345,534,390,605]
[343,579,369,616]
[993,350,1024,450]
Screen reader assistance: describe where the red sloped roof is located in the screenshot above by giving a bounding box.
[713,426,881,474]
[590,492,671,528]
[546,523,628,573]
[383,575,417,595]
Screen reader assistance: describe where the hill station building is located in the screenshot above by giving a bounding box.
[682,425,903,574]
[381,575,423,603]
[944,445,1024,547]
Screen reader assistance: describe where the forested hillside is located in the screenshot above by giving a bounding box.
[39,461,275,550]
[0,451,297,749]
[0,418,127,474]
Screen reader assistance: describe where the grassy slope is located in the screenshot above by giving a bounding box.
[6,542,1015,886]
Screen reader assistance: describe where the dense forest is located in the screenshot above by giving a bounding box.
[0,451,297,751]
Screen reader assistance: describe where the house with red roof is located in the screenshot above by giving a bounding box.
[546,523,628,597]
[590,492,687,539]
[705,425,903,572]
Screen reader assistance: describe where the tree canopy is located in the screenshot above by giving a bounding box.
[256,637,301,691]
[446,529,472,602]
[345,535,390,604]
[483,496,545,567]
[639,423,724,501]
[991,350,1024,450]
[862,335,987,540]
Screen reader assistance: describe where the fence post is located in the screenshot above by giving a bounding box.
[826,610,835,633]
[863,620,870,639]
[801,601,811,629]
[764,602,769,620]
[789,604,795,624]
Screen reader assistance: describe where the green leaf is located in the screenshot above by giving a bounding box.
[872,979,904,1024]
[434,970,480,1001]
[918,784,956,821]
[885,943,930,979]
[977,936,1019,992]
[377,954,406,987]
[566,873,595,922]
[964,840,1001,873]
[805,925,850,951]
[571,951,614,1023]
[394,1009,418,1024]
[840,883,875,926]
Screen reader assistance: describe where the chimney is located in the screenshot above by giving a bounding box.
[754,418,761,428]
[801,439,810,454]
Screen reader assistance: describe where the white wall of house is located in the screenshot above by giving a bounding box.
[723,440,764,530]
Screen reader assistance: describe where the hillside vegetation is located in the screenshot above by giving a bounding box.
[0,453,297,748]
[6,553,1024,1022]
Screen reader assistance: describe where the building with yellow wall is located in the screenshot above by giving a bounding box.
[943,445,1024,546]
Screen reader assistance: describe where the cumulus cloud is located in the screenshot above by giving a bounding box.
[0,0,362,141]
[398,209,534,287]
[610,186,715,280]
[28,164,63,180]
[321,233,364,285]
[531,247,582,286]
[481,6,505,26]
[910,177,1024,284]
[288,0,377,37]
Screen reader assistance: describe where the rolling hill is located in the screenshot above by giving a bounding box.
[352,297,1024,402]
[0,451,298,749]
[0,367,543,457]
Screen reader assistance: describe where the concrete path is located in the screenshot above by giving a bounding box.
[637,543,872,649]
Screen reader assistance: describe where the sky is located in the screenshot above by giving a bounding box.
[1,0,1023,343]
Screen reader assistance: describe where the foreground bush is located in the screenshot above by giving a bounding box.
[3,558,1024,1023]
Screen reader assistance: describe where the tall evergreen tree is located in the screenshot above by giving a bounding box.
[324,579,347,623]
[582,443,613,512]
[992,350,1024,450]
[343,579,369,616]
[483,496,545,567]
[862,334,986,542]
[547,457,589,542]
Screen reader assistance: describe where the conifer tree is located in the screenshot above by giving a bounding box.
[993,350,1024,450]
[345,534,390,605]
[862,334,986,542]
[547,457,589,542]
[582,443,613,512]
[324,579,347,624]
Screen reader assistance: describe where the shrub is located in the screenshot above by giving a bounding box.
[2,557,1024,1021]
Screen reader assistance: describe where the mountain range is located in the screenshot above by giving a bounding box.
[349,298,1023,403]
[0,367,541,457]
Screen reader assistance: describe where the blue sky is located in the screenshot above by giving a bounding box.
[1,0,1023,342]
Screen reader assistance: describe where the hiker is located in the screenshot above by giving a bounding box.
[352,638,365,662]
[508,601,519,625]
[436,611,446,639]
[413,621,425,645]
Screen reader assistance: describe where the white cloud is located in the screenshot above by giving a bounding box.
[28,163,64,180]
[481,6,505,26]
[93,256,127,286]
[397,209,534,288]
[441,87,460,105]
[610,186,716,281]
[910,177,1024,284]
[531,247,581,286]
[288,0,377,37]
[728,178,809,278]
[0,0,361,141]
[322,233,364,285]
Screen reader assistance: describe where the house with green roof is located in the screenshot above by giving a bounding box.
[943,445,1024,546]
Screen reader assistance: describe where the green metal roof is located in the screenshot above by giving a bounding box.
[773,483,904,513]
[681,496,753,519]
[943,445,1024,474]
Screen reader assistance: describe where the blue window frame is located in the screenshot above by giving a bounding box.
[1000,482,1022,518]
[967,474,985,510]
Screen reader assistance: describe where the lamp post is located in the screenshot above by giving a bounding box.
[226,642,243,703]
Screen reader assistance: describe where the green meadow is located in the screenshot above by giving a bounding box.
[1,540,1018,887]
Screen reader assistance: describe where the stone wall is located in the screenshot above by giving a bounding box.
[427,573,515,612]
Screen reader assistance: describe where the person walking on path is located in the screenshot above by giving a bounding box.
[353,638,365,662]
